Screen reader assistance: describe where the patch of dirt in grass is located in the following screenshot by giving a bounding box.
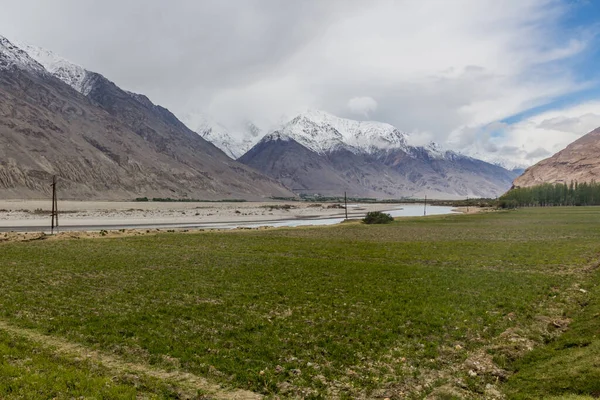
[0,319,262,400]
[463,350,509,380]
[0,230,139,243]
[452,207,494,215]
[0,226,283,244]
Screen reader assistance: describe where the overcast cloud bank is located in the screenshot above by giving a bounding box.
[0,0,598,167]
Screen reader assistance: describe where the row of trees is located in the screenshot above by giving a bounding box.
[500,181,600,207]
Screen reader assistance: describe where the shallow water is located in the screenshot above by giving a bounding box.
[210,204,457,229]
[1,204,458,233]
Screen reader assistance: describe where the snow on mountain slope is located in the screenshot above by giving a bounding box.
[275,110,410,155]
[17,42,93,95]
[269,111,524,166]
[6,38,265,161]
[0,35,46,73]
[423,143,490,163]
[192,109,485,166]
[182,114,263,159]
[419,141,447,159]
[460,149,530,171]
[196,117,243,159]
[241,116,520,199]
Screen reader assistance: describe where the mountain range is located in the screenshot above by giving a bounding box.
[1,35,523,200]
[234,111,519,198]
[0,35,294,200]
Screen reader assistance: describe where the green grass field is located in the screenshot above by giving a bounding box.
[1,208,599,399]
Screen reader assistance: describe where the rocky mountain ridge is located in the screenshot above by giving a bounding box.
[513,127,600,188]
[18,42,94,95]
[0,36,46,73]
[0,35,294,200]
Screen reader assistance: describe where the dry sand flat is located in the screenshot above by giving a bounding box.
[0,200,396,229]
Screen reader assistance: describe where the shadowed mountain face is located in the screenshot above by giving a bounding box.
[0,37,293,200]
[513,127,600,188]
[240,134,519,199]
[239,135,378,196]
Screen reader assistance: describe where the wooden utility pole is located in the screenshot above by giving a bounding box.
[51,176,58,234]
[344,191,348,220]
[424,195,427,216]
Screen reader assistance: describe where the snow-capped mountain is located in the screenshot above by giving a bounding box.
[251,110,467,164]
[458,148,529,172]
[449,139,531,172]
[479,156,529,172]
[2,33,520,199]
[274,110,410,155]
[181,114,264,159]
[0,35,46,73]
[196,117,237,157]
[239,110,521,199]
[190,110,412,160]
[18,43,94,95]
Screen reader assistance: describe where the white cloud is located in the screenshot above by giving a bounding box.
[0,0,597,165]
[451,101,600,168]
[537,113,600,133]
[199,0,593,149]
[405,130,436,147]
[347,96,378,117]
[206,75,317,133]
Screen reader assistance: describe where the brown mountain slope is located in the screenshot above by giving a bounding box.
[0,55,293,200]
[513,127,600,188]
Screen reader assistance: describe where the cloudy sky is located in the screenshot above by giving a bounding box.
[1,0,600,167]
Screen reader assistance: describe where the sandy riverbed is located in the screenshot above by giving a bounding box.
[0,200,399,228]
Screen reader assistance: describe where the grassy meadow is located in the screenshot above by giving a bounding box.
[1,208,600,399]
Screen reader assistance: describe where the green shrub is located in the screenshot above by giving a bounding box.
[363,211,394,224]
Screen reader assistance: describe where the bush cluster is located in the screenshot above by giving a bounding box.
[363,211,394,224]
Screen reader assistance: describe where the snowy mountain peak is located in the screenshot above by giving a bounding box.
[276,110,410,155]
[195,110,474,164]
[459,148,530,171]
[259,131,293,144]
[196,117,239,158]
[422,141,448,158]
[18,43,93,95]
[0,35,46,74]
[182,114,264,159]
